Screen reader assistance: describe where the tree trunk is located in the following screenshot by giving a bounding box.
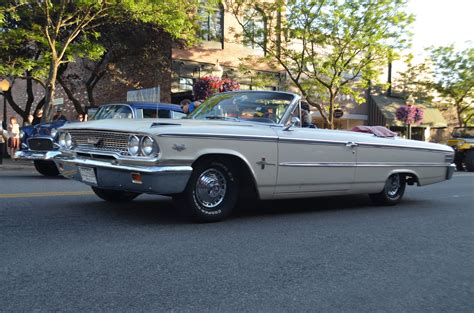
[328,91,335,129]
[43,59,60,122]
[24,74,35,124]
[456,104,465,127]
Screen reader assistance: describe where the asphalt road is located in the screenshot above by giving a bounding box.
[1,167,473,312]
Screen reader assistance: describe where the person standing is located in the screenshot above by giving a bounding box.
[7,116,20,159]
[32,109,43,125]
[24,114,34,126]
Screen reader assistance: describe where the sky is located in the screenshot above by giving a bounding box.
[407,0,473,58]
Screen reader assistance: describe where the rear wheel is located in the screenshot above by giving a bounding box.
[173,159,239,223]
[369,173,406,206]
[91,186,140,202]
[454,152,465,171]
[454,161,464,171]
[464,150,474,172]
[34,160,60,177]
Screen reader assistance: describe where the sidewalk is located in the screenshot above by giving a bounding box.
[0,157,34,170]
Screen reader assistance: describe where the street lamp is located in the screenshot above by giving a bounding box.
[0,78,10,159]
[406,95,415,106]
[0,78,10,129]
[405,95,415,139]
[212,60,224,79]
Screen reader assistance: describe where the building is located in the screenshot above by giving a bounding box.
[170,2,285,103]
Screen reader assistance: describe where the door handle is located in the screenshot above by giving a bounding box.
[345,142,358,148]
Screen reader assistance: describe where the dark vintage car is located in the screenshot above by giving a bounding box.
[16,102,184,176]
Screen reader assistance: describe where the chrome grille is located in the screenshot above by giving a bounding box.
[68,130,130,154]
[28,138,54,151]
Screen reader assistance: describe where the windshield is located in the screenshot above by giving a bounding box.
[452,127,474,138]
[189,92,296,124]
[90,105,133,120]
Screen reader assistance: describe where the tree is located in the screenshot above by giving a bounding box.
[226,0,413,128]
[0,3,50,122]
[429,45,474,127]
[393,54,434,102]
[57,22,175,115]
[1,0,200,121]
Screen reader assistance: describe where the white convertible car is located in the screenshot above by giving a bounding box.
[54,91,455,222]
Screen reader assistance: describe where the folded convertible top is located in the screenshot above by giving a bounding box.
[351,125,397,137]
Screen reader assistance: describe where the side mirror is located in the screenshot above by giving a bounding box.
[283,116,301,131]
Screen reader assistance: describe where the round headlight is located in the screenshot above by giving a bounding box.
[141,136,157,156]
[65,133,72,148]
[58,133,66,148]
[128,135,140,156]
[20,130,25,139]
[50,128,58,138]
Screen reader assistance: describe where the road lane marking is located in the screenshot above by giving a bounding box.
[0,191,93,199]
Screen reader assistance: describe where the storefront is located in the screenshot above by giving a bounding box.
[368,94,447,141]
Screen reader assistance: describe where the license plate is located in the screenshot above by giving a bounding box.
[78,166,97,185]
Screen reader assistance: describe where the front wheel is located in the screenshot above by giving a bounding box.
[454,152,465,171]
[34,160,60,177]
[369,173,406,206]
[173,160,239,223]
[91,186,140,202]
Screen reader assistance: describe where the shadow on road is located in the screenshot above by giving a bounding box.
[74,193,423,224]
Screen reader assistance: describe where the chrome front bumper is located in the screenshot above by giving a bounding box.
[447,163,456,180]
[15,150,61,161]
[54,155,193,195]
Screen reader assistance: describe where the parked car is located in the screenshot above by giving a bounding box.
[447,126,474,172]
[88,102,186,120]
[15,102,184,176]
[54,91,455,222]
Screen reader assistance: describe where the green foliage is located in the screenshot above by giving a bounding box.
[0,0,200,120]
[394,54,434,102]
[227,0,413,128]
[429,45,474,126]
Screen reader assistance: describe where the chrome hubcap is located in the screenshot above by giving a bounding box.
[195,168,227,209]
[386,174,400,198]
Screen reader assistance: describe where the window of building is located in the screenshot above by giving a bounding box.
[198,3,224,44]
[243,7,266,51]
[179,77,194,91]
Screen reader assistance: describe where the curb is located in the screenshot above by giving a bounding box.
[0,159,35,170]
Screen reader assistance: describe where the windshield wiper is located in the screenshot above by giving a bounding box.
[205,115,226,120]
[205,115,240,121]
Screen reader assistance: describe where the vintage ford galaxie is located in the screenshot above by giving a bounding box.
[54,91,455,222]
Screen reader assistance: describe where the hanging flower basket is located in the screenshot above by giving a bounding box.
[220,78,240,93]
[395,105,424,125]
[193,76,240,100]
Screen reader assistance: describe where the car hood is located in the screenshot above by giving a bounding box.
[59,118,276,135]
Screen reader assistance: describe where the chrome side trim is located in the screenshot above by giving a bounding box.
[279,162,451,168]
[278,138,347,146]
[280,162,356,167]
[356,142,452,153]
[279,137,452,153]
[159,133,278,142]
